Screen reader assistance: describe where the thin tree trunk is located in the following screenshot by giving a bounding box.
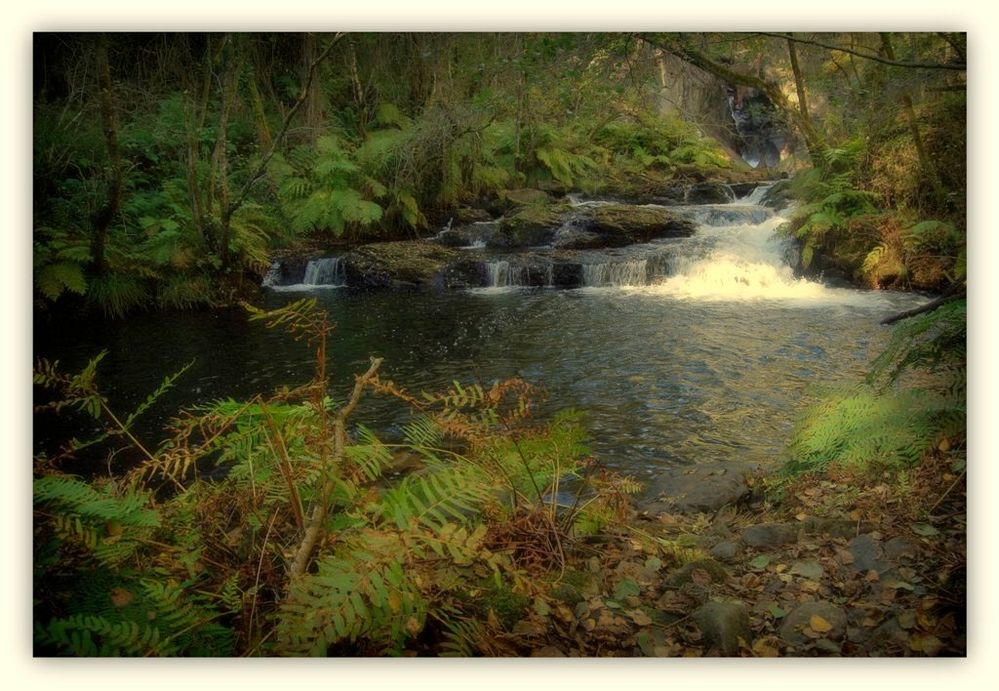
[90,35,122,275]
[879,32,947,208]
[214,35,242,273]
[302,32,321,144]
[787,34,811,121]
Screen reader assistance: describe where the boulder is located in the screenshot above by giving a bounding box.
[686,182,733,204]
[640,460,754,514]
[581,204,697,244]
[710,541,741,562]
[551,225,606,250]
[454,207,493,224]
[694,601,752,656]
[342,242,460,289]
[489,204,568,248]
[760,179,794,209]
[499,188,551,207]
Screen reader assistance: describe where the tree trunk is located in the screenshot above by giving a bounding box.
[879,32,947,209]
[303,32,322,143]
[213,36,243,273]
[786,35,811,121]
[90,35,123,275]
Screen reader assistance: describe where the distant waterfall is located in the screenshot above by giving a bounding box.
[302,257,346,287]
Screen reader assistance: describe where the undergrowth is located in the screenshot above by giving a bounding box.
[33,298,652,656]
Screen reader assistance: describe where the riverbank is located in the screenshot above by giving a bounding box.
[503,447,966,657]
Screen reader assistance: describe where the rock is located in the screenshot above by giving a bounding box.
[490,204,567,248]
[693,601,752,656]
[666,558,729,587]
[848,534,889,573]
[760,179,794,209]
[499,188,551,207]
[742,522,798,548]
[454,207,493,224]
[685,182,733,204]
[710,541,740,562]
[581,204,697,244]
[438,258,488,289]
[551,225,606,250]
[729,182,759,199]
[779,602,848,646]
[640,460,754,514]
[790,559,824,581]
[342,242,460,289]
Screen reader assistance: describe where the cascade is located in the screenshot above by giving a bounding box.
[302,257,346,287]
[581,260,649,287]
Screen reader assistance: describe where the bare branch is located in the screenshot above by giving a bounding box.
[751,32,965,71]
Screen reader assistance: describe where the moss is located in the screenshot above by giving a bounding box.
[491,203,568,248]
[551,569,597,606]
[343,241,460,288]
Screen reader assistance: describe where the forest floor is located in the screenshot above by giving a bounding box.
[496,451,967,657]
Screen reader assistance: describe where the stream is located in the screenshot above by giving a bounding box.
[35,186,927,484]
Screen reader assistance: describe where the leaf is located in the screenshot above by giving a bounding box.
[912,523,940,537]
[612,579,640,600]
[628,610,652,626]
[768,604,786,619]
[809,615,833,633]
[752,636,781,657]
[749,555,770,570]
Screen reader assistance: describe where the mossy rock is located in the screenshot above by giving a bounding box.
[490,203,569,248]
[581,204,697,244]
[498,188,552,207]
[551,569,599,607]
[343,241,460,288]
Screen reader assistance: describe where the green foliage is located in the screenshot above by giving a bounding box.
[785,385,962,474]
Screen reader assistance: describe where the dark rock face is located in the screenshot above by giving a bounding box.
[489,205,567,248]
[779,602,848,646]
[454,207,493,224]
[342,242,461,289]
[583,204,698,242]
[551,225,606,250]
[641,460,754,514]
[726,86,790,169]
[694,601,752,656]
[439,258,489,289]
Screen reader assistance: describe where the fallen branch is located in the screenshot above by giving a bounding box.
[880,283,965,325]
[288,356,383,583]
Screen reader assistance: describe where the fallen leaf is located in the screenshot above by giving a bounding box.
[690,568,712,586]
[768,604,786,619]
[533,598,551,617]
[809,615,833,633]
[109,588,134,608]
[912,523,940,537]
[629,609,653,626]
[749,555,770,570]
[752,636,781,657]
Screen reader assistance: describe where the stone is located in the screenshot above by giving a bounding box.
[693,601,752,656]
[760,179,794,209]
[710,541,740,562]
[640,460,754,514]
[551,225,605,250]
[790,559,824,581]
[685,182,733,204]
[454,207,493,224]
[779,602,848,646]
[848,534,889,573]
[499,188,551,207]
[490,204,567,248]
[582,204,697,243]
[742,522,799,548]
[342,242,460,289]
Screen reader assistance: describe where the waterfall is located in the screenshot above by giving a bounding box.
[485,260,529,287]
[581,260,649,287]
[302,257,346,287]
[742,183,774,205]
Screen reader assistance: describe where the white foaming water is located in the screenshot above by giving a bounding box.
[581,260,648,287]
[631,214,885,306]
[267,256,346,292]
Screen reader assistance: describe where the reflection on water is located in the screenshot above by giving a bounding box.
[35,284,924,481]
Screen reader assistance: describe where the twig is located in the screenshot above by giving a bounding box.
[928,468,966,515]
[880,284,965,325]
